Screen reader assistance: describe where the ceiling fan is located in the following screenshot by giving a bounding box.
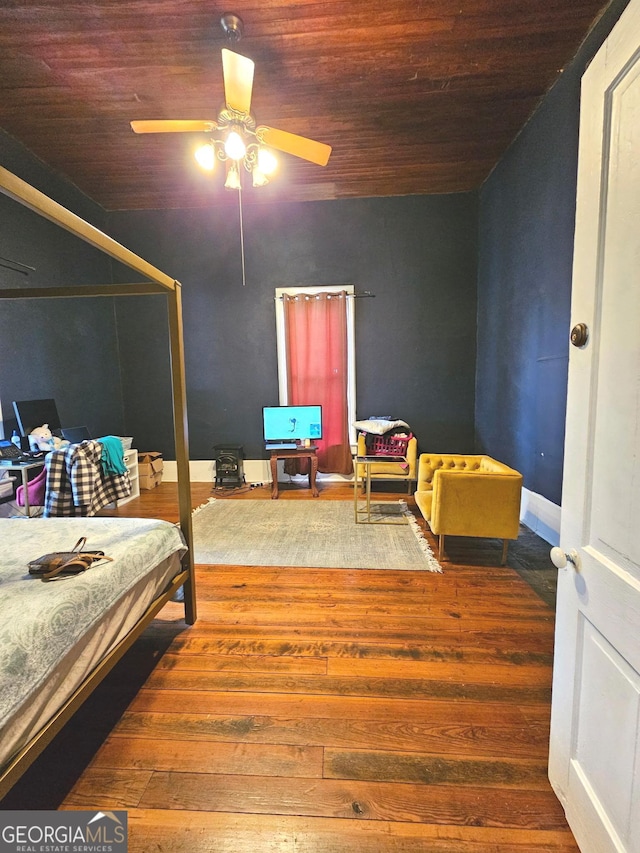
[130,13,332,190]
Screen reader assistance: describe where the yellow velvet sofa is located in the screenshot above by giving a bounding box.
[414,453,523,563]
[356,433,418,494]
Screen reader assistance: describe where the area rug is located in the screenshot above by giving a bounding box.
[191,499,442,572]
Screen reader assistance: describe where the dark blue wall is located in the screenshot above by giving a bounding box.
[0,130,128,439]
[1,120,478,459]
[107,194,478,459]
[476,0,631,506]
[4,0,628,477]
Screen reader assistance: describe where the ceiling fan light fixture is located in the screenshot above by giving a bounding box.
[257,146,278,176]
[252,167,269,188]
[194,141,216,171]
[224,161,241,190]
[225,129,246,161]
[131,25,332,201]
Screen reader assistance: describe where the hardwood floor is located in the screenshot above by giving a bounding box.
[1,480,577,852]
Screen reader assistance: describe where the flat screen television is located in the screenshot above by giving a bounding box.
[13,398,62,437]
[263,405,322,444]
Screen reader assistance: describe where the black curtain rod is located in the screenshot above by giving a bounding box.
[276,291,375,300]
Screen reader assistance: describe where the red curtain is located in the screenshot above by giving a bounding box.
[283,291,353,475]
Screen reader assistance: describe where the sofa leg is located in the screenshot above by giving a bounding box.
[438,534,445,561]
[501,540,509,565]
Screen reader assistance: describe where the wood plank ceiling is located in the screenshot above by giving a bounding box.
[0,1,612,211]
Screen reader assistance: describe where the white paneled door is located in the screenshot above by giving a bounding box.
[548,1,640,851]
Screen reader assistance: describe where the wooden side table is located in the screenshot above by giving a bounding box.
[269,446,319,499]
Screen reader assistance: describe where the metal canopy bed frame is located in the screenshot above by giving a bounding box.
[0,164,196,797]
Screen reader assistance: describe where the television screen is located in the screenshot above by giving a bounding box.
[263,405,322,443]
[13,398,62,437]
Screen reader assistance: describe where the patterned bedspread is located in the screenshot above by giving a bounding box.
[0,517,187,726]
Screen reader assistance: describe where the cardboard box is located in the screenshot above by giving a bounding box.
[138,452,163,490]
[139,471,162,490]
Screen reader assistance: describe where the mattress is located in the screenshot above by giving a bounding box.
[0,516,187,769]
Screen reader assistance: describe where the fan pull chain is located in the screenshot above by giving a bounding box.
[238,182,246,287]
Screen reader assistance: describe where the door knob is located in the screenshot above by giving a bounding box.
[570,323,589,347]
[550,547,581,571]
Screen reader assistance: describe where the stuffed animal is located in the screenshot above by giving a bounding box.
[29,424,70,453]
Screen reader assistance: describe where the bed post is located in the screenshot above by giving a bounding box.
[168,281,197,624]
[0,164,198,624]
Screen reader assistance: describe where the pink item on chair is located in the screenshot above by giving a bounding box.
[16,466,47,507]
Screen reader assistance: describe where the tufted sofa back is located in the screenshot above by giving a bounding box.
[416,454,519,491]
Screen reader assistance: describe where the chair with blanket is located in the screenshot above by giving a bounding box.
[355,420,418,494]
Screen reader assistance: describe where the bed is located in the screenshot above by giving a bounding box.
[0,517,187,778]
[0,165,197,798]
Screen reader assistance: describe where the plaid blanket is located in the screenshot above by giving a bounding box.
[44,440,131,517]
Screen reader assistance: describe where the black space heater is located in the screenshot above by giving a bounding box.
[213,444,245,488]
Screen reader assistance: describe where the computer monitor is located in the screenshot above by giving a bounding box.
[262,404,322,443]
[13,398,62,437]
[61,425,92,444]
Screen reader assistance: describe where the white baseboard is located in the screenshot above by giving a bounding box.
[163,458,270,484]
[163,458,356,486]
[520,487,561,546]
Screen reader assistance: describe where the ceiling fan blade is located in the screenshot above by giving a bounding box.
[130,120,217,134]
[258,126,332,166]
[221,48,254,115]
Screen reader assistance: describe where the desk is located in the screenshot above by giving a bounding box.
[0,459,45,517]
[269,446,319,499]
[354,455,408,524]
